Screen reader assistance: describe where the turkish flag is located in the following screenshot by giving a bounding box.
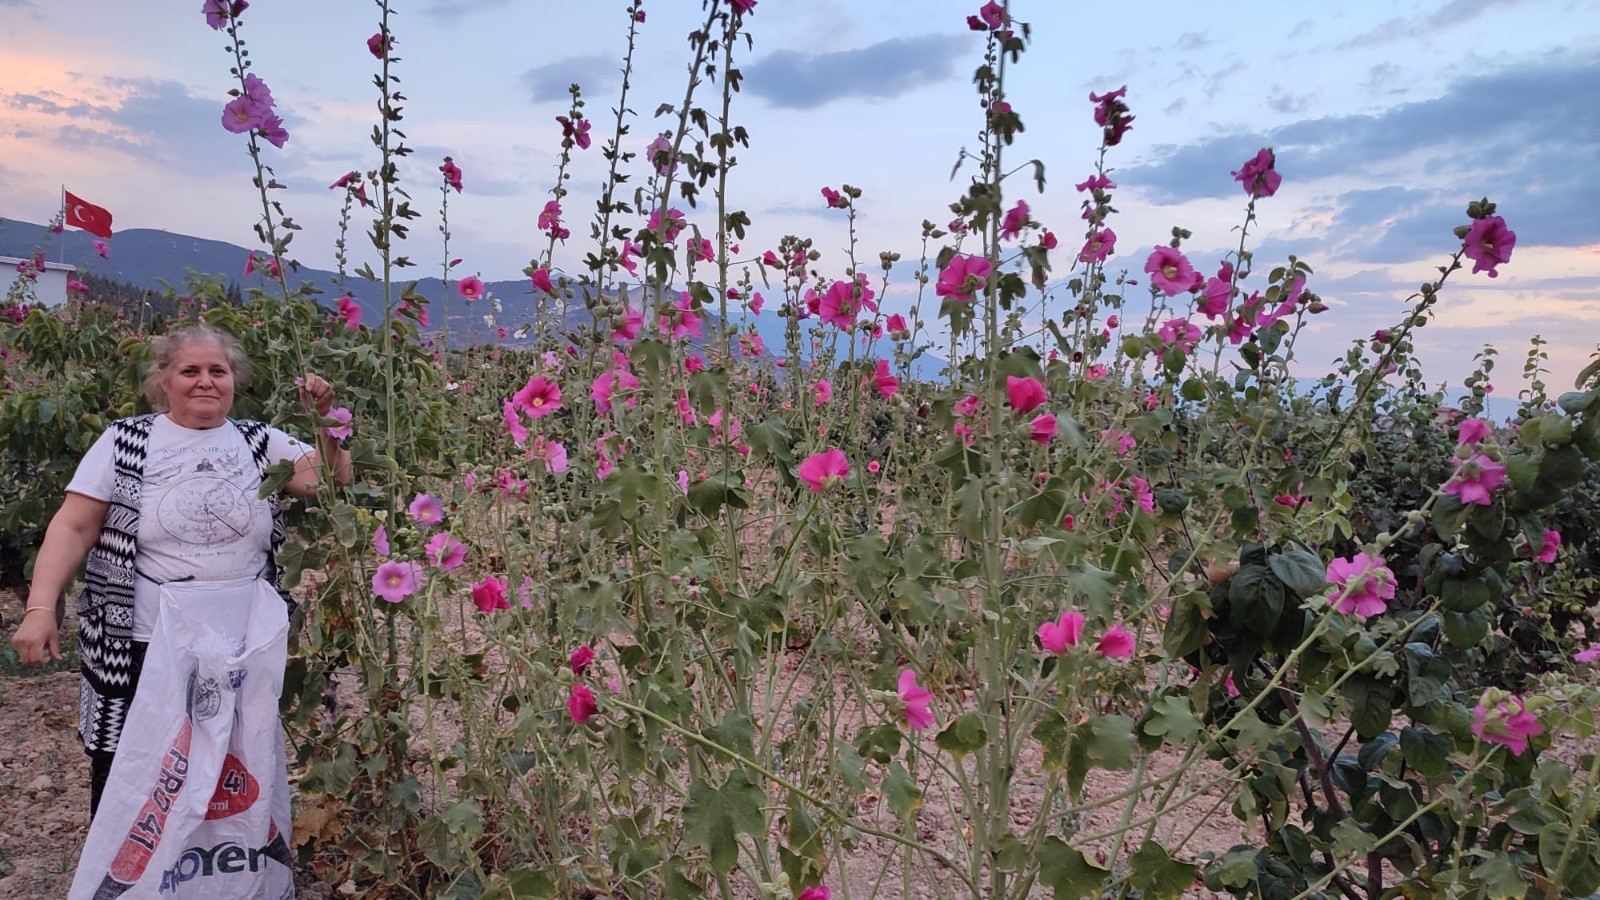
[64,191,114,239]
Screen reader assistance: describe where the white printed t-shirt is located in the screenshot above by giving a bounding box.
[67,415,311,639]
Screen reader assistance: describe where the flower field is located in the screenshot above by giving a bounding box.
[4,1,1600,898]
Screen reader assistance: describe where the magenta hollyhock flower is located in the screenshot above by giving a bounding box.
[1000,200,1029,241]
[813,379,832,406]
[1144,247,1197,297]
[472,574,510,613]
[425,532,467,571]
[325,407,353,441]
[873,359,899,398]
[1006,376,1048,415]
[1456,418,1492,446]
[1444,454,1507,506]
[1200,268,1233,319]
[533,436,569,474]
[729,0,756,15]
[660,294,704,340]
[335,295,361,329]
[645,132,675,175]
[967,0,1005,30]
[203,0,248,31]
[1325,553,1395,617]
[221,95,268,134]
[67,279,87,294]
[1575,644,1600,664]
[512,375,562,418]
[1158,318,1202,355]
[373,525,390,557]
[1075,173,1114,193]
[820,186,846,208]
[885,313,908,338]
[797,887,831,900]
[954,395,981,417]
[897,669,934,730]
[93,240,109,258]
[936,254,991,303]
[440,156,463,192]
[1462,215,1516,278]
[530,267,555,295]
[1037,610,1085,654]
[557,115,592,150]
[612,308,644,342]
[1029,413,1057,444]
[240,73,273,107]
[1078,227,1117,264]
[1531,529,1561,564]
[502,400,529,445]
[458,276,485,300]
[258,113,287,148]
[798,448,849,493]
[748,292,764,314]
[1471,694,1542,756]
[647,206,686,242]
[408,492,445,526]
[372,560,422,604]
[1095,624,1136,659]
[567,683,599,723]
[569,644,596,675]
[367,32,393,59]
[1089,85,1134,146]
[1040,230,1058,250]
[1231,148,1282,199]
[818,275,877,329]
[590,368,639,414]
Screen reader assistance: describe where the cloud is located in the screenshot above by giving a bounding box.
[521,55,620,104]
[422,0,513,22]
[743,35,967,110]
[1338,0,1530,48]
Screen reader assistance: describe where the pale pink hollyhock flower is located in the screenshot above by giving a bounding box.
[1325,553,1395,617]
[425,532,466,571]
[936,254,991,303]
[93,240,109,258]
[1456,418,1492,446]
[457,276,485,300]
[1462,215,1516,278]
[325,407,353,441]
[677,470,690,494]
[1029,413,1057,444]
[512,375,562,418]
[502,400,529,446]
[569,644,596,675]
[1037,610,1085,654]
[373,525,390,557]
[1231,148,1281,199]
[567,683,598,723]
[372,560,422,603]
[1143,247,1196,297]
[1531,529,1561,564]
[797,887,831,900]
[471,574,509,613]
[798,448,849,492]
[408,493,445,526]
[1471,693,1541,755]
[518,576,536,609]
[813,379,832,406]
[534,437,568,474]
[897,669,934,730]
[1006,376,1047,415]
[1444,454,1507,506]
[873,359,899,398]
[1095,624,1136,659]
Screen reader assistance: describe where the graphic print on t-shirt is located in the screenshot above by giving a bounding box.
[152,447,257,546]
[136,428,273,586]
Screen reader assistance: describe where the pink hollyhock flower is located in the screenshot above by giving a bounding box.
[590,368,639,414]
[1000,200,1029,241]
[222,95,268,134]
[1462,215,1515,278]
[1231,148,1281,199]
[818,275,877,329]
[372,560,422,603]
[1199,272,1232,319]
[439,156,462,191]
[538,200,566,237]
[568,683,598,723]
[501,400,529,445]
[425,532,467,571]
[798,448,849,493]
[660,294,704,340]
[373,525,390,557]
[1144,247,1197,297]
[936,254,991,303]
[1574,644,1600,664]
[408,492,445,526]
[645,132,675,175]
[820,186,846,208]
[1029,413,1057,444]
[1457,418,1492,446]
[1530,529,1561,564]
[458,276,485,300]
[569,644,596,675]
[533,436,569,474]
[93,240,109,258]
[729,0,756,14]
[1006,376,1048,415]
[872,359,899,398]
[1037,610,1085,654]
[612,308,644,342]
[1444,454,1507,506]
[557,115,592,150]
[1471,694,1541,756]
[335,295,361,329]
[886,313,908,338]
[203,0,248,30]
[512,375,562,418]
[685,354,706,374]
[1102,428,1135,455]
[813,379,832,406]
[1089,85,1134,146]
[1325,552,1395,617]
[1081,227,1120,262]
[1158,318,1202,354]
[867,460,881,474]
[1075,174,1115,193]
[530,267,555,294]
[897,669,934,730]
[325,407,353,441]
[954,394,981,417]
[797,886,831,900]
[472,574,510,613]
[67,279,87,294]
[748,292,765,314]
[1096,624,1136,659]
[1040,230,1058,250]
[689,237,714,263]
[257,113,288,148]
[367,32,393,59]
[647,206,686,242]
[634,9,645,22]
[967,0,1005,29]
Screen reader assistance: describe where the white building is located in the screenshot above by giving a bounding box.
[0,255,76,307]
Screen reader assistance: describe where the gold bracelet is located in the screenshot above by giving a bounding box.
[23,605,56,614]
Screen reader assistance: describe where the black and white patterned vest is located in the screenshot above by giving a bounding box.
[76,414,294,754]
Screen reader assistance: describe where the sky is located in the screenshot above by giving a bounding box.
[0,0,1596,392]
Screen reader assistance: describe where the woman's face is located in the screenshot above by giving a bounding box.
[163,341,235,428]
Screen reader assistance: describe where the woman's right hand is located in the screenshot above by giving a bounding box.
[10,608,61,665]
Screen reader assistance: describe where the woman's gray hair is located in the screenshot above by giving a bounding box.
[142,324,253,410]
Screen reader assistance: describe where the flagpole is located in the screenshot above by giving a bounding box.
[59,184,66,265]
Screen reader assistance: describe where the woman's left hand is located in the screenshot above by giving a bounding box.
[299,373,336,417]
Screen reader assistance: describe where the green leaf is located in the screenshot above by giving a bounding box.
[1440,576,1490,612]
[1342,676,1394,740]
[1162,595,1208,659]
[1541,823,1600,896]
[1442,607,1491,649]
[684,771,767,872]
[1269,546,1327,596]
[1126,840,1198,900]
[883,761,923,821]
[1398,725,1451,777]
[935,712,989,758]
[707,711,756,759]
[1036,837,1109,898]
[1402,643,1454,707]
[1229,564,1285,634]
[1141,694,1202,746]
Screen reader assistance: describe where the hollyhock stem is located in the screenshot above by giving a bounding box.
[588,0,644,301]
[1549,734,1600,891]
[439,181,452,347]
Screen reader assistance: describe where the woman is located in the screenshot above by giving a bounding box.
[8,322,351,817]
